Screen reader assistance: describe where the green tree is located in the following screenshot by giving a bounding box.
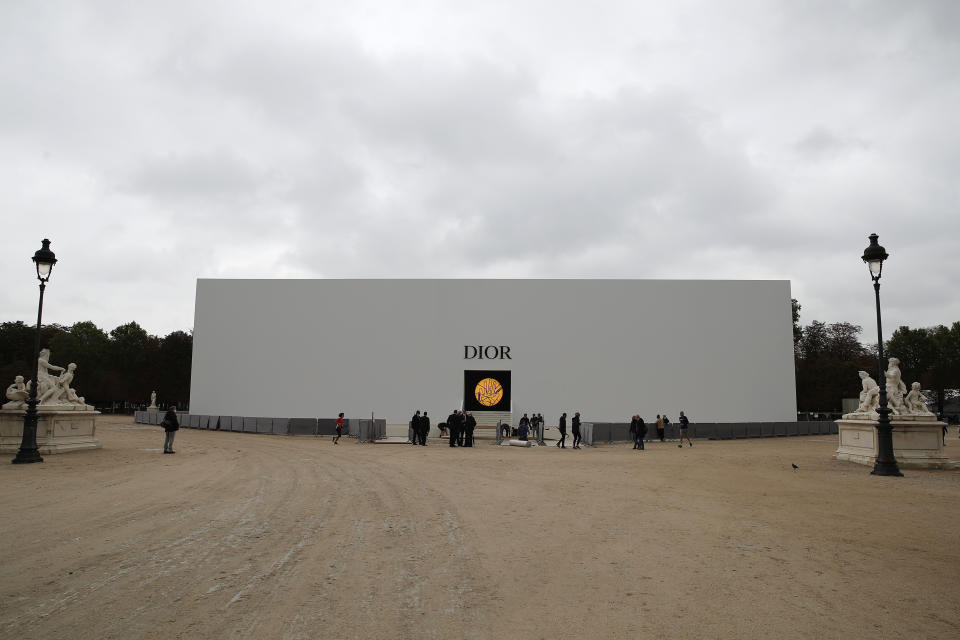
[157,330,193,406]
[795,320,872,411]
[49,321,110,403]
[888,323,960,415]
[107,322,159,404]
[791,298,802,351]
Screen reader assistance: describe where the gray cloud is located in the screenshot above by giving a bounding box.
[0,0,957,338]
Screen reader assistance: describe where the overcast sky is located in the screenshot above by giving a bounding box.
[2,0,957,340]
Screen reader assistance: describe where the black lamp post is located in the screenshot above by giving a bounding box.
[861,233,902,477]
[12,239,58,465]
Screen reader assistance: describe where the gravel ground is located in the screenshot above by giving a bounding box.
[1,415,958,639]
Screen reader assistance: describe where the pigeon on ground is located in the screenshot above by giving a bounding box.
[791,463,799,471]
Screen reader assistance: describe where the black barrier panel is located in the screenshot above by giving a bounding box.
[761,423,775,437]
[256,417,272,433]
[785,422,799,436]
[198,415,209,429]
[150,412,160,425]
[229,416,243,431]
[242,417,258,433]
[271,418,289,434]
[188,414,199,428]
[288,418,317,435]
[699,424,718,440]
[830,422,839,434]
[775,423,787,436]
[592,423,609,442]
[215,416,229,430]
[798,422,809,436]
[610,424,631,442]
[134,411,143,423]
[317,418,338,435]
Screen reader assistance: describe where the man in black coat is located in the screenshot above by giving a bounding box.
[162,406,180,454]
[635,415,647,450]
[420,411,430,445]
[447,410,459,447]
[410,410,421,445]
[463,412,476,447]
[455,410,466,446]
[556,412,567,448]
[572,412,582,449]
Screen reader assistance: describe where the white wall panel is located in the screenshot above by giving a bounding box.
[189,279,797,423]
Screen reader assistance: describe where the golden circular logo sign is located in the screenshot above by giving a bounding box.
[475,377,503,407]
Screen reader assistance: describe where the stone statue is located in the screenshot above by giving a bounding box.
[904,382,935,416]
[149,390,157,408]
[36,348,65,401]
[854,371,880,415]
[884,357,907,415]
[1,350,93,411]
[39,363,77,405]
[4,376,29,410]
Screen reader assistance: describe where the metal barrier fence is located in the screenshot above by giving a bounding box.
[134,412,386,438]
[133,412,838,442]
[575,420,839,443]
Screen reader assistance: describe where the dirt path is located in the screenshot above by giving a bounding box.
[1,417,958,639]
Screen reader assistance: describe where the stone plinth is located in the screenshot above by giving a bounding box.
[835,417,951,469]
[0,409,101,455]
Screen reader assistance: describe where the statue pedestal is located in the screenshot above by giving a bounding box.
[0,409,101,455]
[147,406,159,413]
[835,416,952,469]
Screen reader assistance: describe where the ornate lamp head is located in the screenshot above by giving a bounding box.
[32,239,57,282]
[861,233,888,280]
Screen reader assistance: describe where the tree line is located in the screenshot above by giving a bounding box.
[0,321,191,410]
[2,303,958,415]
[792,299,960,415]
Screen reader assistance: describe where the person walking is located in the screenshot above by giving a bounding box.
[556,412,567,448]
[629,415,639,449]
[656,414,665,442]
[678,411,692,447]
[572,412,582,449]
[334,412,344,444]
[464,412,476,447]
[161,405,179,454]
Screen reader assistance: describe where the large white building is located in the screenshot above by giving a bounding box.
[189,279,797,425]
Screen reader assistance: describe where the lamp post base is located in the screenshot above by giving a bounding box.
[11,448,43,464]
[870,460,904,477]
